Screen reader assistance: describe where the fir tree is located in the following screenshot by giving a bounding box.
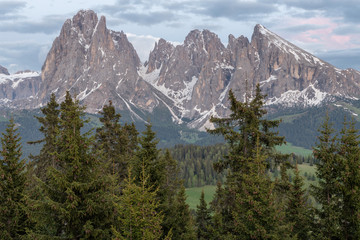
[95,100,137,183]
[0,118,29,239]
[27,92,115,239]
[159,149,182,238]
[195,190,211,240]
[232,141,292,239]
[113,167,167,240]
[207,84,288,237]
[28,93,60,181]
[338,118,360,238]
[134,122,164,190]
[286,163,310,239]
[208,84,286,173]
[171,186,196,240]
[311,114,342,239]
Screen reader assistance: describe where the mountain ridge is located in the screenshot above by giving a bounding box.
[1,10,360,131]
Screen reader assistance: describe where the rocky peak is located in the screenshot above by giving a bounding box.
[71,10,99,38]
[0,65,9,75]
[184,29,225,59]
[145,38,175,73]
[38,10,154,114]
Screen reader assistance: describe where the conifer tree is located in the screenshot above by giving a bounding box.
[28,93,60,181]
[0,118,29,239]
[171,186,196,240]
[113,167,167,240]
[286,164,310,239]
[232,141,292,239]
[207,84,288,237]
[95,100,137,183]
[338,118,360,238]
[27,92,115,239]
[209,182,231,239]
[195,190,211,240]
[156,150,183,239]
[134,122,164,190]
[208,84,286,173]
[311,114,342,239]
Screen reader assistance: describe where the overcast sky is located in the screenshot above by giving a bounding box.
[1,0,360,73]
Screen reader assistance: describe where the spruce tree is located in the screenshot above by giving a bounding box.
[134,122,164,190]
[208,84,286,173]
[113,167,167,240]
[207,84,288,237]
[28,93,60,181]
[311,114,342,239]
[338,118,360,238]
[286,163,310,239]
[95,100,137,183]
[0,118,29,239]
[195,190,211,240]
[159,149,182,238]
[231,141,292,239]
[27,92,115,239]
[171,186,196,240]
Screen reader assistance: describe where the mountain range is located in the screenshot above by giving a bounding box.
[1,9,360,133]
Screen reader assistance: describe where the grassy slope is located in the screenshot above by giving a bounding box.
[185,163,318,209]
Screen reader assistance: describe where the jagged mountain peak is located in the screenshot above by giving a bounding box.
[37,10,154,114]
[184,29,224,52]
[145,38,175,73]
[0,65,10,75]
[252,24,326,66]
[3,11,360,132]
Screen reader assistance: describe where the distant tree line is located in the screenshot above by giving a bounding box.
[2,85,360,239]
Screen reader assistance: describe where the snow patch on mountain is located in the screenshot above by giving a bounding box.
[0,71,40,88]
[257,25,325,66]
[139,65,198,109]
[260,75,277,86]
[266,83,328,107]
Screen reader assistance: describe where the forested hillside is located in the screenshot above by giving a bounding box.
[2,85,360,239]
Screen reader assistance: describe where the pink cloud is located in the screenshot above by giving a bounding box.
[282,16,359,50]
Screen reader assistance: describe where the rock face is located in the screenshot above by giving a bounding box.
[0,70,41,107]
[0,65,10,75]
[2,11,360,130]
[141,24,360,129]
[37,10,158,115]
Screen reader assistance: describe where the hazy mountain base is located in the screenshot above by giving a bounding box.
[1,99,360,157]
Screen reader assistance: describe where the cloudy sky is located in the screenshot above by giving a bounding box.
[1,0,360,73]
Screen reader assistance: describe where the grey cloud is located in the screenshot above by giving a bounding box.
[101,0,179,25]
[275,0,360,23]
[120,11,178,25]
[0,15,65,34]
[318,48,360,70]
[281,24,325,33]
[192,24,222,32]
[0,1,26,15]
[333,25,360,35]
[193,0,277,21]
[0,42,47,72]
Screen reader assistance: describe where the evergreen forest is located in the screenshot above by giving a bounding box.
[1,84,360,239]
